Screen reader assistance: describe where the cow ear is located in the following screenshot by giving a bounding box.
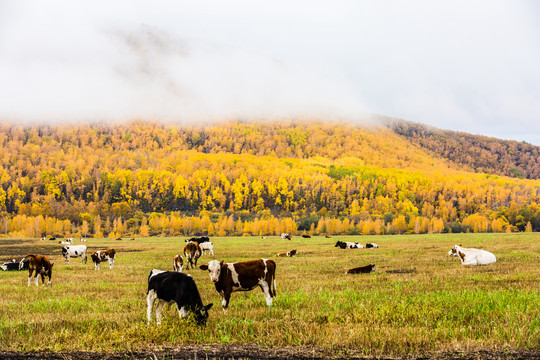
[199,265,208,271]
[459,244,462,247]
[205,303,213,311]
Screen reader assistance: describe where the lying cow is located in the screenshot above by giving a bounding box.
[199,241,214,256]
[200,259,276,312]
[335,241,364,249]
[1,259,29,271]
[173,255,183,272]
[147,270,213,325]
[448,245,496,266]
[346,264,376,274]
[183,242,202,270]
[20,254,54,286]
[365,243,379,248]
[281,233,291,240]
[61,245,87,264]
[91,249,116,270]
[277,249,297,257]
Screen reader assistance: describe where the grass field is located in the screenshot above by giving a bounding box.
[1,233,539,358]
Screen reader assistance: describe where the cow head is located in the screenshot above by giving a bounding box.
[200,260,223,283]
[193,303,213,326]
[448,244,461,257]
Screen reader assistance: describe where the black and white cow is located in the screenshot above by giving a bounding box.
[91,249,116,270]
[184,236,210,244]
[146,270,213,326]
[200,258,276,312]
[335,241,364,249]
[346,264,376,274]
[366,243,379,248]
[61,245,87,264]
[1,258,29,271]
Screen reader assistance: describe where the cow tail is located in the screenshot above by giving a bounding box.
[271,262,277,297]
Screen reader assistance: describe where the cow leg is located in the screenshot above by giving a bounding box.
[260,281,273,307]
[146,290,157,325]
[27,269,33,287]
[155,300,166,325]
[177,306,189,319]
[221,291,231,313]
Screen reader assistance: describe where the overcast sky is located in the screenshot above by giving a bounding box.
[1,0,539,145]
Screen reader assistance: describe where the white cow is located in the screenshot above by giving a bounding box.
[199,241,214,256]
[61,245,87,264]
[448,245,496,266]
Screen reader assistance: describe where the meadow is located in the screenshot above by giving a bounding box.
[1,233,539,358]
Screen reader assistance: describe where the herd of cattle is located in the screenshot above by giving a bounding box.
[1,234,497,326]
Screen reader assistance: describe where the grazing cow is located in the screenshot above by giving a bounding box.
[48,237,56,241]
[20,254,54,286]
[173,255,184,272]
[346,264,376,274]
[183,242,202,270]
[147,270,213,326]
[40,237,46,241]
[199,242,214,256]
[448,245,496,266]
[1,259,28,271]
[61,245,87,264]
[277,249,297,257]
[366,243,379,248]
[80,238,87,242]
[281,233,291,240]
[91,249,116,270]
[200,258,276,312]
[301,235,311,238]
[335,241,364,249]
[185,236,210,244]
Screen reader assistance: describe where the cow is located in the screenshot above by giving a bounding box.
[80,238,87,242]
[301,235,311,238]
[346,264,376,274]
[200,258,276,312]
[91,249,116,270]
[281,233,291,240]
[448,245,496,266]
[335,241,364,249]
[366,243,379,248]
[184,236,210,244]
[199,241,214,256]
[61,245,87,264]
[147,270,213,326]
[173,255,184,272]
[20,254,54,286]
[277,249,297,257]
[183,242,202,270]
[1,259,28,271]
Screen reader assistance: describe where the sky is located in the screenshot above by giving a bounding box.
[1,0,539,145]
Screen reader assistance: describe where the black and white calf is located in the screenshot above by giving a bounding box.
[61,245,88,264]
[147,270,213,325]
[1,259,29,271]
[91,249,116,270]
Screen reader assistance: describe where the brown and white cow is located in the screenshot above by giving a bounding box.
[20,254,54,286]
[183,242,202,270]
[277,249,297,257]
[91,249,116,270]
[173,255,184,272]
[200,258,276,312]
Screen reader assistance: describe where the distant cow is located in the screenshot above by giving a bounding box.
[301,235,311,238]
[185,236,210,244]
[366,243,379,248]
[147,270,213,325]
[281,233,291,240]
[200,258,276,312]
[335,241,364,249]
[183,242,202,270]
[173,255,184,272]
[20,254,54,286]
[199,242,214,256]
[61,245,87,264]
[346,264,376,274]
[277,249,297,257]
[448,245,496,266]
[1,259,28,271]
[91,249,116,270]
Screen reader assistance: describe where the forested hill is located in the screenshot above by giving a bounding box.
[383,118,540,180]
[0,119,539,238]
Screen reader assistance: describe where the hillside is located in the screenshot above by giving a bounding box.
[383,117,540,180]
[0,119,539,237]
